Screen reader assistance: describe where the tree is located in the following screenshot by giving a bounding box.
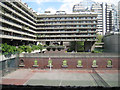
[38,44,43,51]
[68,41,84,52]
[1,43,17,55]
[26,46,32,53]
[96,34,103,43]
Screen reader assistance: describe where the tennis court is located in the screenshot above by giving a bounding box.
[1,69,119,87]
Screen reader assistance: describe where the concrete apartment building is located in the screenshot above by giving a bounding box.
[73,0,118,35]
[0,1,98,51]
[118,1,120,30]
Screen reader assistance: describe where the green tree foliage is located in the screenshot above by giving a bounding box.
[26,46,32,53]
[96,34,103,43]
[38,44,44,51]
[1,43,17,55]
[68,41,84,52]
[31,45,39,51]
[1,43,45,55]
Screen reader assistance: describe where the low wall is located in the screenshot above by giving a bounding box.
[19,57,119,69]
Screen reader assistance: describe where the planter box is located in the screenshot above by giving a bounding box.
[19,64,25,67]
[62,65,68,68]
[47,65,53,68]
[32,65,39,67]
[92,65,98,68]
[77,65,83,68]
[107,65,112,68]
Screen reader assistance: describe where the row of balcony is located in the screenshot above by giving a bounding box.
[42,38,95,42]
[1,18,36,33]
[10,2,35,21]
[36,31,97,34]
[17,1,37,18]
[1,27,36,38]
[36,23,97,26]
[0,34,97,42]
[0,34,36,41]
[37,14,97,18]
[39,19,97,22]
[36,27,97,30]
[0,10,36,29]
[36,35,96,38]
[0,2,36,26]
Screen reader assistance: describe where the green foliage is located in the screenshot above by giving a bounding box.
[68,41,84,52]
[38,44,44,51]
[26,46,32,53]
[63,60,67,66]
[91,50,103,53]
[17,45,26,53]
[1,43,17,55]
[93,60,97,66]
[78,60,82,66]
[31,45,39,51]
[1,43,45,55]
[96,34,103,43]
[34,60,38,65]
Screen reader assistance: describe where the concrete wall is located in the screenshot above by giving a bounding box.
[19,57,119,69]
[104,33,120,53]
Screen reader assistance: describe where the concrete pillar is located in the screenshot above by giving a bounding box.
[84,41,95,52]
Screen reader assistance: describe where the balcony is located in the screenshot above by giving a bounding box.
[1,11,35,29]
[37,35,96,38]
[10,2,35,22]
[36,31,97,34]
[1,19,22,29]
[0,2,36,26]
[1,18,36,33]
[36,23,97,26]
[38,18,97,22]
[1,27,36,37]
[36,27,97,30]
[0,34,36,41]
[37,39,97,42]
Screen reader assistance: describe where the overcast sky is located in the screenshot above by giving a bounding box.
[21,0,120,14]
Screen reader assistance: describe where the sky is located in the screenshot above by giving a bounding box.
[21,0,120,14]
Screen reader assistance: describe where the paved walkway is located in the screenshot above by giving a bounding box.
[1,69,119,87]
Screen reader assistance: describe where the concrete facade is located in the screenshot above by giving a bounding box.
[103,32,120,53]
[0,1,97,50]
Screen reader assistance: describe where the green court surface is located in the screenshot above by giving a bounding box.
[1,69,119,87]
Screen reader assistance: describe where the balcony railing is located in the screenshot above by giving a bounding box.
[36,23,97,26]
[1,27,36,37]
[37,35,97,38]
[0,34,36,41]
[1,11,36,29]
[36,27,97,30]
[36,39,97,42]
[0,2,36,26]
